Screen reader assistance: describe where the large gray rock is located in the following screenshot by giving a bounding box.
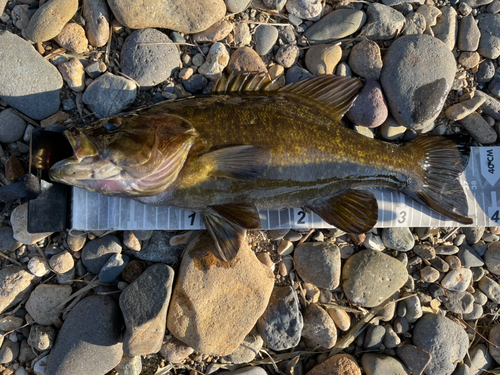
[342,250,408,307]
[82,73,137,118]
[46,295,123,375]
[294,242,340,289]
[107,0,226,33]
[477,14,500,59]
[257,286,303,351]
[81,234,122,274]
[121,29,180,90]
[120,264,174,356]
[0,31,62,120]
[304,9,366,44]
[380,34,456,131]
[361,353,410,375]
[82,0,110,47]
[0,266,35,314]
[412,314,469,375]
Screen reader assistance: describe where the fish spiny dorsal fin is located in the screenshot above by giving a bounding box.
[279,75,363,121]
[212,72,280,93]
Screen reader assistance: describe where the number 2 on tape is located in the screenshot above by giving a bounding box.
[294,208,309,227]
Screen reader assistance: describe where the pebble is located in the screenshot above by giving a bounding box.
[304,9,366,44]
[381,34,456,131]
[0,316,23,331]
[66,232,86,252]
[463,303,483,320]
[417,5,441,27]
[327,308,350,331]
[225,0,251,13]
[221,330,263,364]
[254,25,279,56]
[107,0,225,33]
[475,90,500,120]
[28,325,55,351]
[304,44,341,76]
[11,4,29,29]
[120,264,174,356]
[346,79,388,128]
[24,0,78,42]
[192,20,233,43]
[49,250,74,274]
[488,0,500,12]
[445,96,486,121]
[182,74,208,94]
[458,51,480,68]
[472,267,486,282]
[403,12,427,36]
[383,325,401,349]
[286,0,322,20]
[54,23,88,53]
[257,286,303,351]
[160,336,194,363]
[477,14,500,59]
[458,15,480,52]
[478,276,500,302]
[82,72,137,118]
[442,291,475,313]
[131,231,183,264]
[420,266,440,282]
[81,234,122,274]
[381,227,415,251]
[489,323,500,364]
[301,304,337,349]
[0,339,19,364]
[233,23,251,47]
[277,239,294,256]
[306,354,361,375]
[466,343,494,374]
[0,265,35,315]
[121,29,180,90]
[0,31,62,120]
[274,44,298,68]
[489,71,500,97]
[226,47,268,75]
[26,284,72,325]
[34,356,48,375]
[362,3,406,40]
[459,112,498,144]
[285,65,313,84]
[404,295,423,323]
[226,367,267,375]
[342,250,408,307]
[394,316,409,334]
[364,324,385,350]
[0,109,26,144]
[413,314,468,375]
[264,0,287,11]
[167,233,274,356]
[294,242,340,289]
[413,244,436,259]
[115,355,142,375]
[458,243,485,267]
[348,39,383,80]
[99,253,129,283]
[485,242,500,275]
[441,268,473,292]
[380,115,406,140]
[46,295,123,375]
[396,344,432,375]
[361,353,409,375]
[82,0,110,47]
[27,257,50,277]
[432,6,458,50]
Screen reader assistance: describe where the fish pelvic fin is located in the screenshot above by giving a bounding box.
[403,136,473,225]
[203,203,261,262]
[307,189,378,234]
[201,145,272,180]
[279,75,363,121]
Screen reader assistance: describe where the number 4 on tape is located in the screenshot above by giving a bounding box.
[489,192,500,224]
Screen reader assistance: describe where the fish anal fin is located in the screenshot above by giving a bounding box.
[212,72,280,93]
[201,145,271,180]
[308,189,378,234]
[203,203,261,262]
[279,75,363,120]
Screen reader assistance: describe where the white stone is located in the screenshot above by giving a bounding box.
[441,268,473,292]
[27,257,50,277]
[363,233,385,251]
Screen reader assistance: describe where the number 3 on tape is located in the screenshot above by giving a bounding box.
[293,208,310,228]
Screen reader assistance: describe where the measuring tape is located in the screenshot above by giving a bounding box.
[71,147,500,231]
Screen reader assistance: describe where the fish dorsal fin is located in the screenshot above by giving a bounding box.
[212,72,280,93]
[307,189,378,234]
[203,203,261,262]
[279,75,363,121]
[201,145,271,180]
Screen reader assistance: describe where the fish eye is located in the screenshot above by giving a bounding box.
[105,122,121,132]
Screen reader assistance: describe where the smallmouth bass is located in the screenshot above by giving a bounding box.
[49,74,473,261]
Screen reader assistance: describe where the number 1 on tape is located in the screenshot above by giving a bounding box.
[184,211,198,228]
[293,208,310,228]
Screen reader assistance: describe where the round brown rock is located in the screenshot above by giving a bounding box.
[346,80,388,128]
[342,250,408,307]
[348,39,383,80]
[306,354,361,375]
[305,44,342,76]
[82,0,110,47]
[54,23,88,53]
[226,47,268,75]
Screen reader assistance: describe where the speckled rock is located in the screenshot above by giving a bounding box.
[432,6,458,50]
[342,250,408,307]
[121,29,180,90]
[275,44,299,68]
[58,58,85,92]
[286,0,322,20]
[403,12,426,36]
[0,31,62,120]
[226,47,267,75]
[348,39,383,80]
[361,353,410,375]
[380,34,456,131]
[167,232,274,356]
[346,80,388,128]
[192,20,233,43]
[26,284,72,325]
[301,304,337,349]
[362,3,406,40]
[294,242,340,289]
[477,14,500,59]
[0,266,35,314]
[107,0,226,33]
[54,23,88,53]
[412,314,469,375]
[24,0,78,42]
[304,44,341,76]
[306,354,361,375]
[304,9,366,44]
[83,0,110,47]
[82,72,137,118]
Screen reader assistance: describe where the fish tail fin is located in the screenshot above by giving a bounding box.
[403,136,473,225]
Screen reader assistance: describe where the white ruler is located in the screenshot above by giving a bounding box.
[71,147,500,231]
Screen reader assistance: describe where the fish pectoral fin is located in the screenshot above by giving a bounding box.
[201,145,271,180]
[307,189,378,234]
[279,75,363,121]
[203,203,262,262]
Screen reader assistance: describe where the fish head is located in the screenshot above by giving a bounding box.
[49,115,197,196]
